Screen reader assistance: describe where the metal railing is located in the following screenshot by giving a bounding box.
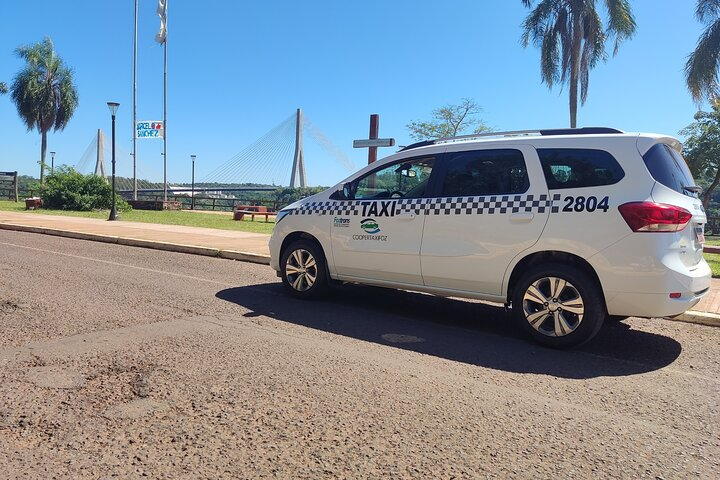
[128,193,277,212]
[1,187,278,211]
[1,187,38,200]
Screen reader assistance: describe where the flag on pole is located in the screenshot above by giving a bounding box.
[155,0,168,44]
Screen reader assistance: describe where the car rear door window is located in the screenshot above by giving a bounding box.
[642,143,699,198]
[440,149,529,197]
[538,148,624,189]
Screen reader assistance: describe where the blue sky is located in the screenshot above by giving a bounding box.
[0,1,712,187]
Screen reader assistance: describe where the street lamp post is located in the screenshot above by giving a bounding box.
[191,154,196,210]
[107,102,120,221]
[50,151,56,174]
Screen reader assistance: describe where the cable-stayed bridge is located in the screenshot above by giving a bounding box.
[73,109,356,194]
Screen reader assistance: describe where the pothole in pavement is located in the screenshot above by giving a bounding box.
[79,363,170,419]
[0,300,20,315]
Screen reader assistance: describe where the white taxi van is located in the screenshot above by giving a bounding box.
[269,128,711,347]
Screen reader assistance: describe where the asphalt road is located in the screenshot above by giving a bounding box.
[0,230,718,479]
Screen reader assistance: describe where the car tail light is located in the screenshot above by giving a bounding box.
[618,202,692,232]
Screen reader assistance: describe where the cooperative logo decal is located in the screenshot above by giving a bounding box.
[360,218,380,234]
[333,217,350,228]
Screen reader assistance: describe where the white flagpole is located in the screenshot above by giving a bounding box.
[162,1,168,203]
[133,0,138,200]
[163,28,167,203]
[155,0,168,203]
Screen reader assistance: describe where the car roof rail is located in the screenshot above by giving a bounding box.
[399,127,624,151]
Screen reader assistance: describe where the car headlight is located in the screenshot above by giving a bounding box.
[275,209,294,224]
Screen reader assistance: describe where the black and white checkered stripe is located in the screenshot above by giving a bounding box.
[292,194,559,216]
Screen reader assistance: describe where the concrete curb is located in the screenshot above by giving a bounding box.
[672,310,720,328]
[0,222,271,265]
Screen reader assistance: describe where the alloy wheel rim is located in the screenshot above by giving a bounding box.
[522,276,584,337]
[285,249,317,292]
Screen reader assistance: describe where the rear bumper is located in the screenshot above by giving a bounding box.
[606,286,708,318]
[592,233,712,317]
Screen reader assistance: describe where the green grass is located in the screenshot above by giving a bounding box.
[0,200,275,234]
[704,252,720,278]
[704,236,720,247]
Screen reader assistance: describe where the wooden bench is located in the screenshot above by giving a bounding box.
[233,210,276,222]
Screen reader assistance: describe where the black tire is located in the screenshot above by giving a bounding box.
[511,264,605,348]
[607,315,629,322]
[280,240,329,299]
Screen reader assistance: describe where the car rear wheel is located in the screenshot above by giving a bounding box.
[512,264,605,348]
[280,240,328,299]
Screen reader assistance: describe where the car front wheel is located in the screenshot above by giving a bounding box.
[280,240,328,299]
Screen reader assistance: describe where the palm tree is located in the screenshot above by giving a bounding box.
[520,1,636,128]
[685,0,720,104]
[10,37,78,183]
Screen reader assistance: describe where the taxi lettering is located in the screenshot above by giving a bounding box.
[360,200,396,217]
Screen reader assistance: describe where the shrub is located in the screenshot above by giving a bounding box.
[272,187,326,210]
[39,166,131,212]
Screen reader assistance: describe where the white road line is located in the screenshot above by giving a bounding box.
[0,241,236,287]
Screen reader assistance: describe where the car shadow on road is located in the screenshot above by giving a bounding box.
[215,282,682,379]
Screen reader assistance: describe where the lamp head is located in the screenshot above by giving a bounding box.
[107,102,120,115]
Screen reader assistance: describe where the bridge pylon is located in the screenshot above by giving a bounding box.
[289,108,306,188]
[94,129,107,179]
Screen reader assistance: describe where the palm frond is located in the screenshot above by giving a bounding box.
[604,0,636,55]
[521,0,556,47]
[685,18,720,103]
[696,0,720,23]
[557,8,571,85]
[540,29,560,86]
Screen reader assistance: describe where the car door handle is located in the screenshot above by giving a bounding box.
[510,212,534,223]
[396,213,416,221]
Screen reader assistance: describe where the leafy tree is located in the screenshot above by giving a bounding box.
[520,0,636,128]
[9,37,78,183]
[406,98,489,141]
[685,0,720,104]
[40,166,130,212]
[271,187,326,210]
[680,100,720,208]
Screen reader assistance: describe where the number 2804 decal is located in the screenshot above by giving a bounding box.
[562,195,610,213]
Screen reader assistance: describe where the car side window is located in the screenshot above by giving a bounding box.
[440,149,529,197]
[538,148,625,189]
[348,157,435,200]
